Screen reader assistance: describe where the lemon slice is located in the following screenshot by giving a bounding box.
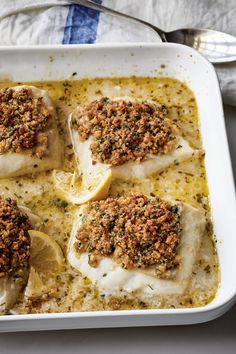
[24,267,44,299]
[29,230,64,276]
[52,169,112,204]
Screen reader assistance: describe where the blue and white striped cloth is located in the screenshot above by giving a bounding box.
[63,1,103,44]
[0,0,158,45]
[0,0,236,106]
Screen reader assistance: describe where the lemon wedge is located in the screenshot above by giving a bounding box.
[29,230,64,276]
[52,169,112,204]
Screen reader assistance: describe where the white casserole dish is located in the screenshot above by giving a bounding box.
[0,43,235,332]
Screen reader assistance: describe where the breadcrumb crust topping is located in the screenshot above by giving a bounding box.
[73,98,176,166]
[76,194,181,275]
[0,87,52,158]
[0,197,31,277]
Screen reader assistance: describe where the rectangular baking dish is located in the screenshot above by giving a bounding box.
[0,43,236,332]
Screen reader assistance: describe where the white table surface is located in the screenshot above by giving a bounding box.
[0,105,235,354]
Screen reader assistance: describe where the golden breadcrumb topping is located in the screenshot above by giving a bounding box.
[0,87,52,158]
[76,194,181,274]
[73,98,176,166]
[0,197,31,277]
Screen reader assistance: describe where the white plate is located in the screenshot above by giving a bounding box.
[0,43,236,332]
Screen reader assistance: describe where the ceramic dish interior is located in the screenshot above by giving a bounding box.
[0,43,235,332]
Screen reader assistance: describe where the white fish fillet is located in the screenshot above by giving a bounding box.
[68,98,194,185]
[0,206,41,314]
[68,202,205,297]
[0,86,63,178]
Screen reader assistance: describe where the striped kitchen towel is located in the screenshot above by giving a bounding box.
[0,0,236,106]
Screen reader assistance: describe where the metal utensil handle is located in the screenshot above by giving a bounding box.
[69,0,166,41]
